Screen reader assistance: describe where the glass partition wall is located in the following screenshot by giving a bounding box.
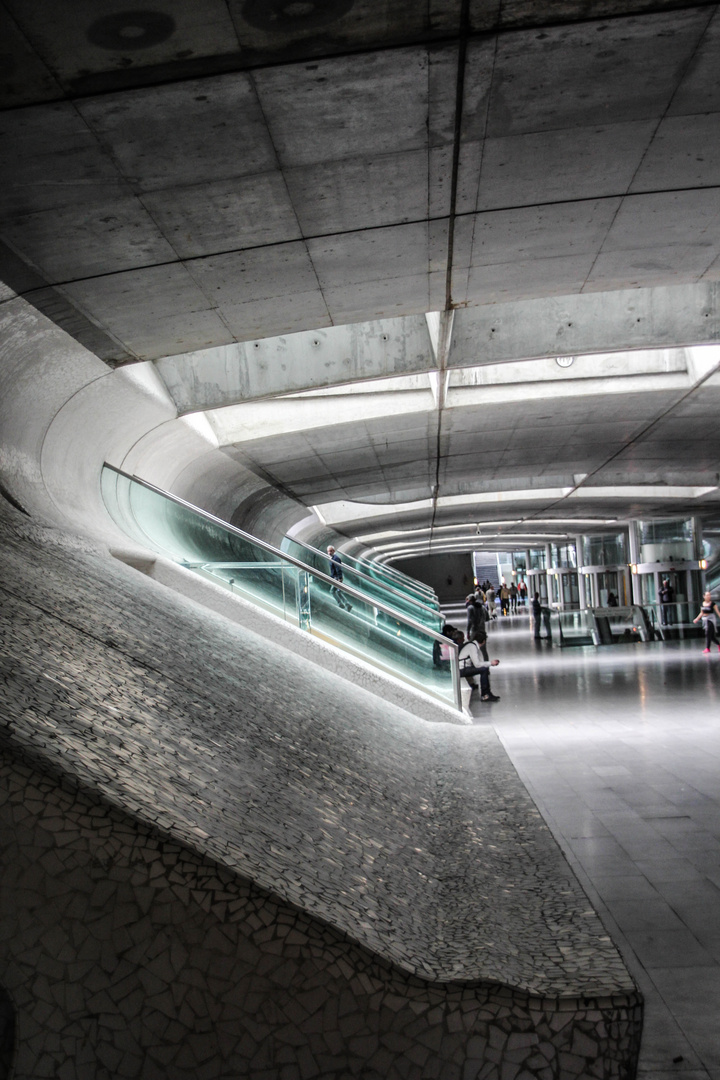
[102,466,460,709]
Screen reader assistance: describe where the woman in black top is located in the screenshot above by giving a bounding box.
[693,591,720,653]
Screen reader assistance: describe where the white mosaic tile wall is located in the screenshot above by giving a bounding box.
[0,755,642,1080]
[0,505,642,1077]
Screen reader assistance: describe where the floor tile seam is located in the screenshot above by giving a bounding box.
[647,1000,720,1073]
[592,817,707,860]
[561,774,712,817]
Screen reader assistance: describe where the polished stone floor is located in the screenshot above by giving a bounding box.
[464,611,720,1080]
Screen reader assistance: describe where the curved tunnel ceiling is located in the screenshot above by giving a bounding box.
[182,344,720,557]
[2,3,720,561]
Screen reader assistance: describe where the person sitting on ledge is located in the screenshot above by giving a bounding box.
[458,637,500,702]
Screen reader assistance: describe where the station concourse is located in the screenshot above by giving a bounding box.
[467,614,720,1079]
[2,2,720,1078]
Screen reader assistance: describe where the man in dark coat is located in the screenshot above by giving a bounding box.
[465,594,489,660]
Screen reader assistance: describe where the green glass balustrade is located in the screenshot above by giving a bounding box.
[282,537,443,633]
[102,465,460,708]
[283,539,438,609]
[356,556,438,605]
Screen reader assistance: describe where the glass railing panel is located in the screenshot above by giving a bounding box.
[102,467,300,623]
[596,607,645,643]
[282,538,443,632]
[302,541,437,604]
[320,548,437,606]
[643,602,704,640]
[359,559,438,604]
[303,576,456,706]
[552,610,595,645]
[194,562,302,625]
[102,466,459,708]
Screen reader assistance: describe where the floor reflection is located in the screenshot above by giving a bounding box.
[466,612,720,1078]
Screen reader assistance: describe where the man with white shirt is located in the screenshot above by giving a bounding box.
[458,638,500,702]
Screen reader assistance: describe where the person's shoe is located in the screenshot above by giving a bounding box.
[703,648,711,653]
[481,693,500,702]
[345,604,352,611]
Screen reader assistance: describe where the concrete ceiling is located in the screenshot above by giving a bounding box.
[3,2,720,365]
[204,348,720,556]
[2,1,720,556]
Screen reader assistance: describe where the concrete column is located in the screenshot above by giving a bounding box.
[576,537,587,608]
[691,516,704,560]
[692,516,705,598]
[545,544,553,607]
[627,521,641,604]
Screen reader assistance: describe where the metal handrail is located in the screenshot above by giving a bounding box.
[359,558,437,598]
[285,536,442,620]
[289,535,437,601]
[104,464,462,708]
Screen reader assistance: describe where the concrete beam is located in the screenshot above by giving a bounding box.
[155,316,434,413]
[154,283,720,411]
[449,282,720,367]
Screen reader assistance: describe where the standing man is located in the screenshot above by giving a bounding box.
[485,584,496,618]
[466,594,489,661]
[659,578,675,626]
[327,546,352,611]
[531,592,543,639]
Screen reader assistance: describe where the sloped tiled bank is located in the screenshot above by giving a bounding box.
[0,508,641,1078]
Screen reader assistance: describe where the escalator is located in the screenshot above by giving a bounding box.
[102,465,460,710]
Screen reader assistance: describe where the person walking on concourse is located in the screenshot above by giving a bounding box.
[659,578,675,626]
[693,590,720,653]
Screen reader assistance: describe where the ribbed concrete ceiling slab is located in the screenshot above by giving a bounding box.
[2,1,720,556]
[2,4,720,367]
[211,350,720,545]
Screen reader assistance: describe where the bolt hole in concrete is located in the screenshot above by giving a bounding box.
[241,0,354,30]
[86,11,176,49]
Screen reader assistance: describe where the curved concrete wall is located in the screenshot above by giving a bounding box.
[0,293,305,552]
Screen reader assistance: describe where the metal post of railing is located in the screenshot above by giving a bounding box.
[298,570,311,631]
[450,645,462,711]
[587,608,601,646]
